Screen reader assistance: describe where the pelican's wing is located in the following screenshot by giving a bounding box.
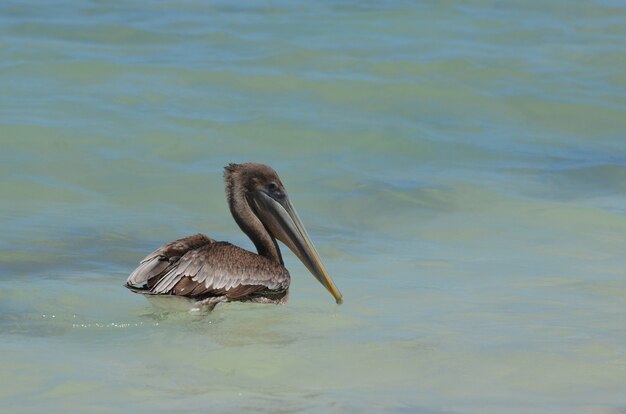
[127,233,215,287]
[127,238,289,300]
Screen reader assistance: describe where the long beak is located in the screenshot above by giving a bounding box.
[251,191,343,304]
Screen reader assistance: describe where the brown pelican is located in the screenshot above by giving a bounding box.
[125,163,343,310]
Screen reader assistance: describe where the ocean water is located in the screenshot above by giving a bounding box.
[1,0,626,413]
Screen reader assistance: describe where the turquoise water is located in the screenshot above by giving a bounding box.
[2,1,626,412]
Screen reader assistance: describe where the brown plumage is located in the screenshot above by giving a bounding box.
[125,163,343,309]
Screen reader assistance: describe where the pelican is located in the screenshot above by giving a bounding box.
[125,163,343,310]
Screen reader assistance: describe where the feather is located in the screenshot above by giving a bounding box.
[126,235,289,303]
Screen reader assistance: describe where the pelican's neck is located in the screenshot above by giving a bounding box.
[226,180,284,265]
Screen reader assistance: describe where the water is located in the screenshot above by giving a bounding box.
[1,0,625,412]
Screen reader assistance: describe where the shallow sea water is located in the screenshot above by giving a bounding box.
[1,1,626,413]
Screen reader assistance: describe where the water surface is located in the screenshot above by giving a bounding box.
[1,1,626,413]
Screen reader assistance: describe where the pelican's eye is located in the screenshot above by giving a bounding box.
[267,181,285,200]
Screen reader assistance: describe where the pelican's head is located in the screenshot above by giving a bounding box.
[224,163,343,305]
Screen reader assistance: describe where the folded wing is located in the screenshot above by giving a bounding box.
[126,233,289,301]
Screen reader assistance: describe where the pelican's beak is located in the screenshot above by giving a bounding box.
[251,191,343,304]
